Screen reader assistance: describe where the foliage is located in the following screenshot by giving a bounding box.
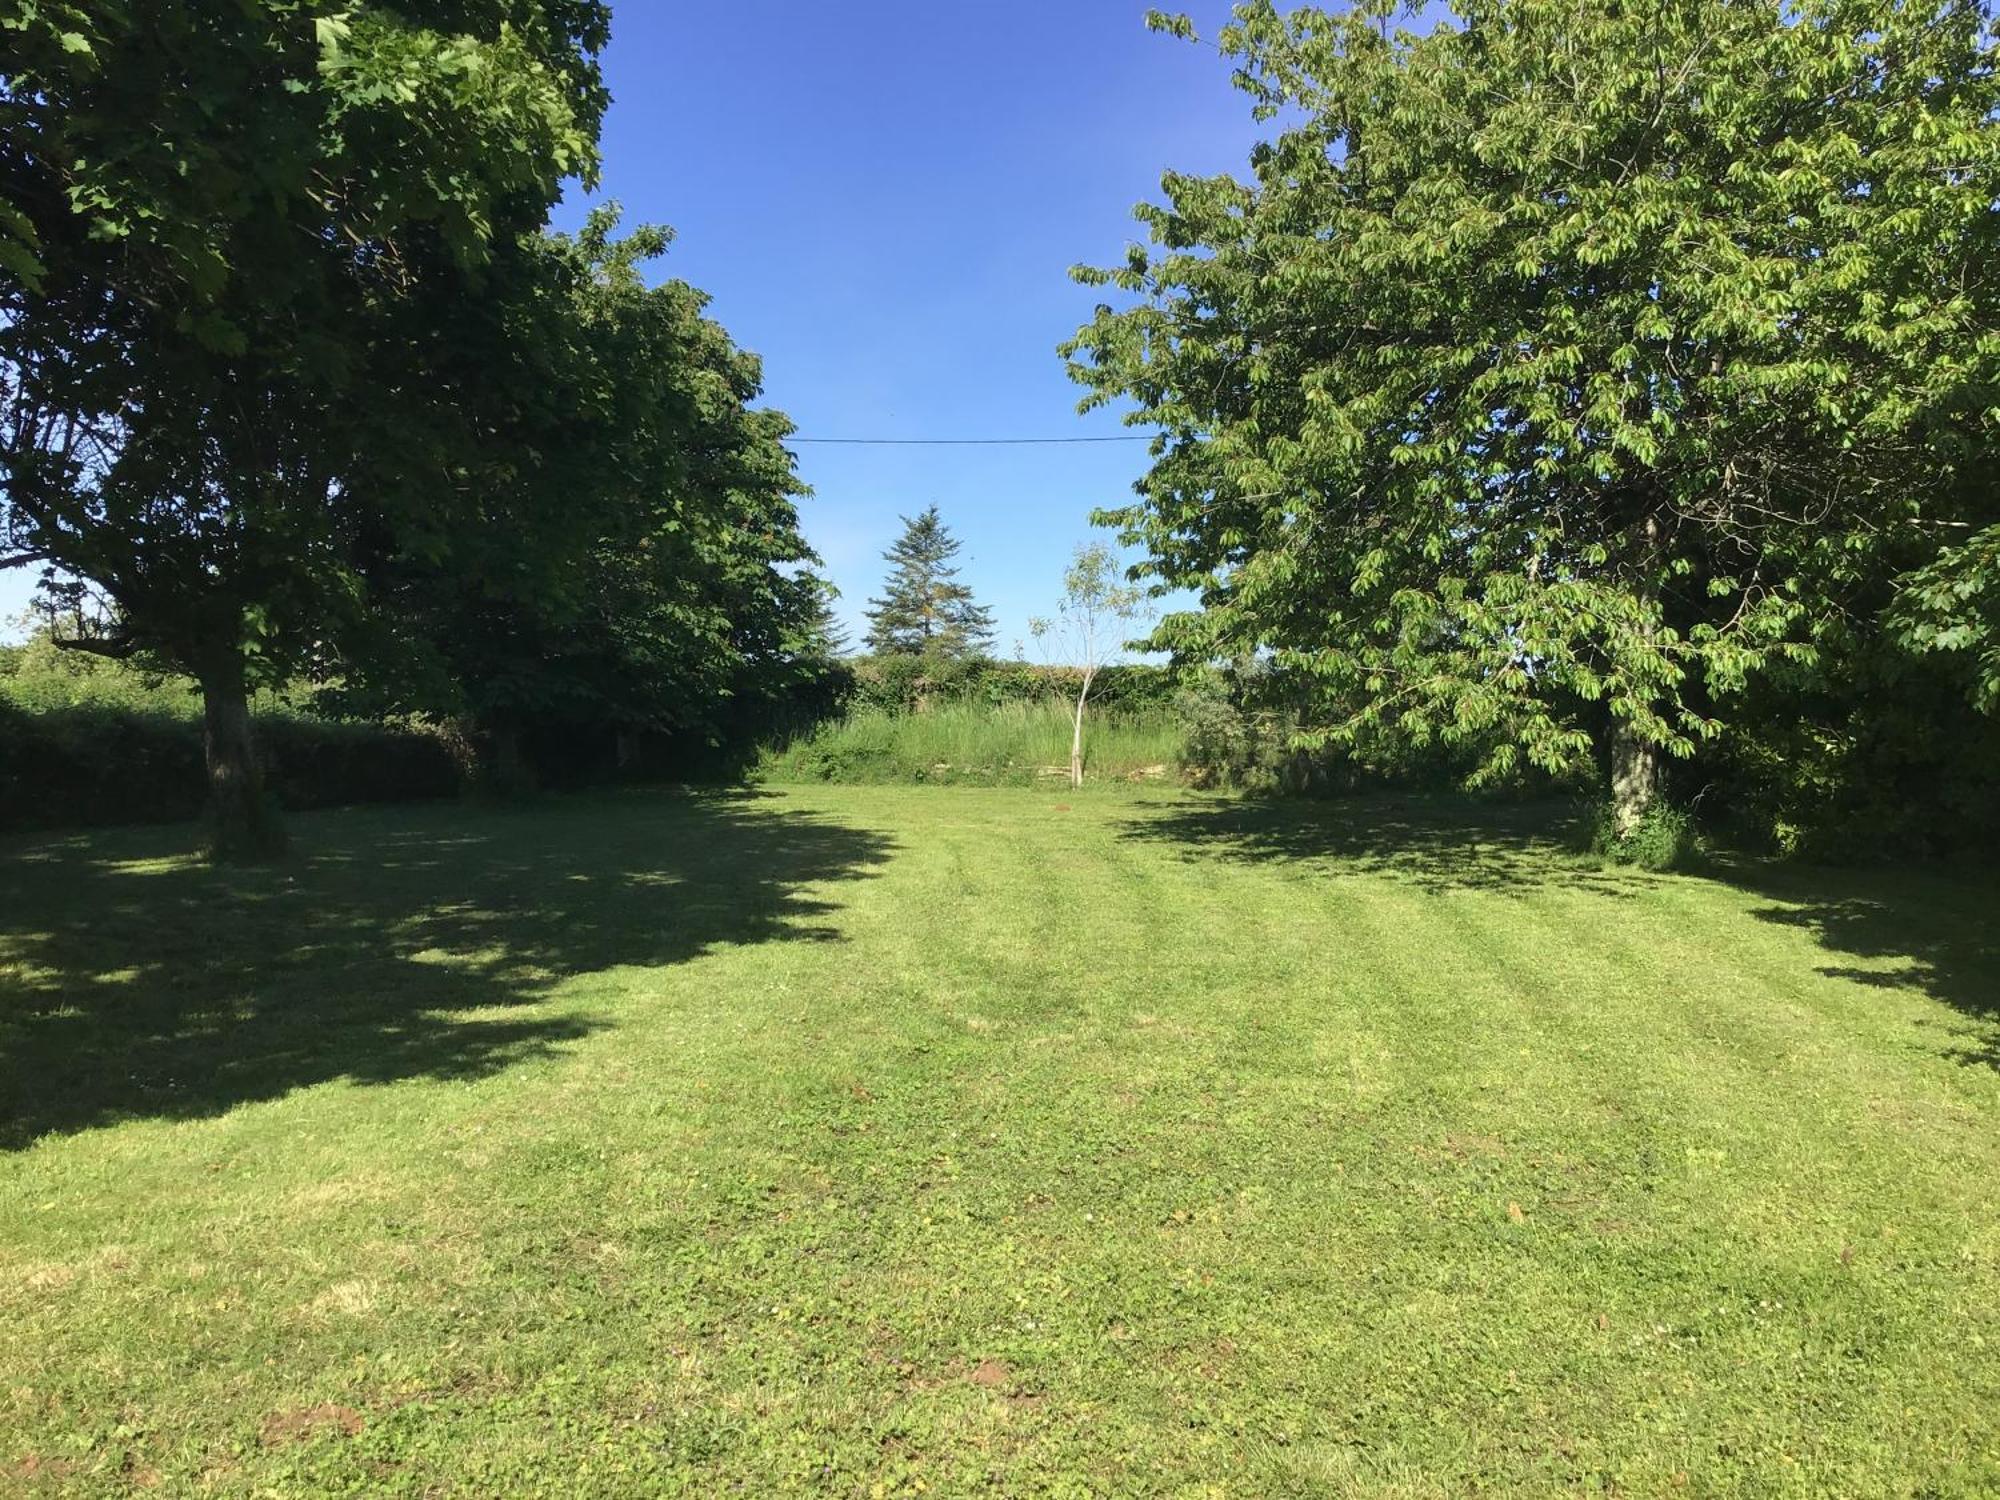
[805,578,851,658]
[845,654,1178,715]
[1891,522,2000,714]
[1030,544,1148,670]
[862,506,996,658]
[0,0,611,852]
[337,207,839,776]
[1698,633,2000,861]
[1588,798,1698,872]
[1067,0,2000,798]
[758,701,1181,787]
[2,786,1996,1492]
[0,697,459,833]
[1172,656,1552,796]
[0,625,197,716]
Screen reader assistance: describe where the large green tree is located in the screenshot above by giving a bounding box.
[864,506,996,658]
[345,209,838,782]
[1067,0,2000,832]
[0,1,609,854]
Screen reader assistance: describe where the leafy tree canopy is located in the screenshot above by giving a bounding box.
[1067,0,2000,802]
[344,206,836,763]
[1,0,611,851]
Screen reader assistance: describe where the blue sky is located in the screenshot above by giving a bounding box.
[3,2,1266,650]
[560,0,1264,655]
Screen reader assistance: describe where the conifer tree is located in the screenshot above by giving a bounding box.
[863,507,995,657]
[807,580,850,658]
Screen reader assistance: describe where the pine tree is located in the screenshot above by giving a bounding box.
[863,507,996,658]
[807,580,850,658]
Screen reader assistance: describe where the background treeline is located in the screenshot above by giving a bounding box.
[7,1,1998,868]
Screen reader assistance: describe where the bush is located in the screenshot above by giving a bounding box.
[759,700,1181,787]
[1173,681,1314,792]
[0,698,461,834]
[1588,801,1698,872]
[845,654,1178,716]
[1700,652,2000,862]
[1172,667,1523,796]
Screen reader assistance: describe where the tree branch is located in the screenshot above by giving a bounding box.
[0,550,48,571]
[51,630,139,660]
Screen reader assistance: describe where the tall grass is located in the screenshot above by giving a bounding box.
[759,700,1184,787]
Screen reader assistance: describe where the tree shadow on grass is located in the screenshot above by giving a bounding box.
[1124,791,1999,1068]
[1724,859,2000,1071]
[0,789,895,1148]
[1119,792,1651,897]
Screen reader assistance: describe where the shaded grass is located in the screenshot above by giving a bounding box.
[759,701,1183,786]
[1,786,1997,1496]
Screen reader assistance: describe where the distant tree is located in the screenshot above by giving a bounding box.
[864,506,996,658]
[1032,543,1147,788]
[807,580,851,659]
[0,1,610,856]
[1067,0,2000,841]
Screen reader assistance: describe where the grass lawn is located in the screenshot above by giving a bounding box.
[2,785,1997,1496]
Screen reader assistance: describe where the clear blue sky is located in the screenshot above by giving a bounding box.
[560,0,1263,655]
[3,2,1266,651]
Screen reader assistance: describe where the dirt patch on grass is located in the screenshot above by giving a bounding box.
[6,1454,79,1485]
[15,1262,76,1293]
[260,1404,365,1447]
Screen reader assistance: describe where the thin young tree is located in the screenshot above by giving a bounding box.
[1032,543,1147,788]
[863,506,996,658]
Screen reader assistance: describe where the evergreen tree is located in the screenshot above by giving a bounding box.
[863,507,996,657]
[807,580,851,658]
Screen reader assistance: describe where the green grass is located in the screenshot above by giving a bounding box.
[759,701,1183,786]
[2,786,1997,1496]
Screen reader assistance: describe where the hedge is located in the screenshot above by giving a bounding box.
[0,699,461,834]
[844,655,1178,715]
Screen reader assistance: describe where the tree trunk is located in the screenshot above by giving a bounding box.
[1609,718,1659,837]
[199,656,285,861]
[480,723,535,798]
[1070,670,1093,789]
[1607,513,1665,838]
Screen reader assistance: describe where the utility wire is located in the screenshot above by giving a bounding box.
[789,434,1157,446]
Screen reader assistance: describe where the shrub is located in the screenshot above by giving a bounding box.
[1700,653,2000,862]
[845,654,1178,716]
[1172,667,1523,796]
[1588,801,1698,872]
[0,698,460,834]
[759,700,1181,787]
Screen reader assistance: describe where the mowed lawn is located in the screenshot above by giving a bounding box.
[2,787,1997,1497]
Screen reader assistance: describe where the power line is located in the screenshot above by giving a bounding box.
[789,434,1157,446]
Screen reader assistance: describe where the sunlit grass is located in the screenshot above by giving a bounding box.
[1,786,1995,1495]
